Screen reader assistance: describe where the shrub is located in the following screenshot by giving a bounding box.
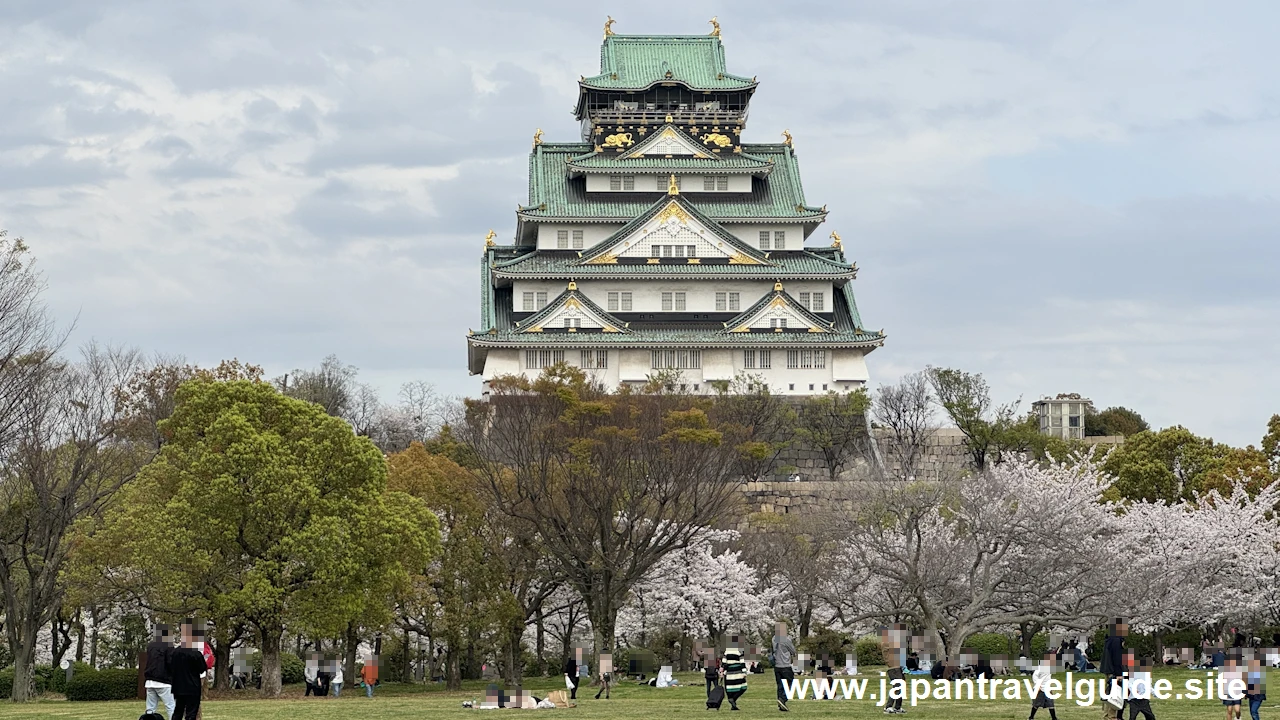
[0,666,50,699]
[66,668,139,701]
[965,633,1014,658]
[42,662,94,694]
[854,636,883,666]
[249,651,306,685]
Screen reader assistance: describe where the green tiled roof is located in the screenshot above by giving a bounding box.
[491,250,856,280]
[512,285,631,333]
[523,143,824,222]
[724,287,837,332]
[581,35,756,92]
[566,152,772,174]
[471,326,884,348]
[577,194,771,265]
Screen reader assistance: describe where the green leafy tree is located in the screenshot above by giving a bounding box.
[1102,426,1274,503]
[795,390,872,481]
[387,442,503,690]
[1085,406,1150,437]
[925,367,1029,471]
[1263,414,1280,474]
[86,378,438,696]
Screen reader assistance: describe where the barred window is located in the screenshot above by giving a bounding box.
[522,292,534,311]
[620,292,632,311]
[704,176,716,191]
[525,349,564,369]
[773,230,786,250]
[716,175,728,191]
[784,350,824,369]
[812,292,824,312]
[572,230,584,249]
[563,317,580,328]
[729,292,740,311]
[686,245,696,257]
[661,292,672,311]
[674,292,686,311]
[743,350,771,369]
[580,350,608,369]
[535,291,548,309]
[799,292,810,308]
[656,176,666,191]
[770,318,787,329]
[609,176,622,191]
[622,176,634,191]
[759,350,772,369]
[557,230,568,249]
[716,292,726,311]
[607,292,618,311]
[758,230,770,250]
[651,349,701,369]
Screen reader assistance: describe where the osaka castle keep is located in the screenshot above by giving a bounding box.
[467,20,885,395]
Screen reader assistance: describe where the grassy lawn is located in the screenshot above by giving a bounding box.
[0,669,1268,719]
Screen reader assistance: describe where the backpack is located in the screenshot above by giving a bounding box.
[140,714,166,720]
[707,682,725,710]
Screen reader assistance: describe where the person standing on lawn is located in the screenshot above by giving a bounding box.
[772,622,797,712]
[170,624,208,720]
[1028,650,1059,720]
[361,654,379,698]
[882,624,907,715]
[722,638,748,711]
[304,652,321,696]
[594,652,613,700]
[1101,619,1128,720]
[564,647,583,700]
[330,656,344,698]
[144,623,176,719]
[1245,653,1267,720]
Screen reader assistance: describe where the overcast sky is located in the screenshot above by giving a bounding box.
[2,1,1276,446]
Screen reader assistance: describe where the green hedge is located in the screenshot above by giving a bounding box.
[0,666,50,699]
[66,668,139,701]
[855,637,883,666]
[249,651,306,685]
[965,633,1015,658]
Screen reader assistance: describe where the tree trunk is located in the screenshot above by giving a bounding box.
[402,626,412,684]
[343,621,359,687]
[446,648,462,691]
[75,622,85,663]
[258,626,284,697]
[89,606,102,668]
[213,625,232,691]
[589,600,618,659]
[9,630,37,703]
[535,614,546,676]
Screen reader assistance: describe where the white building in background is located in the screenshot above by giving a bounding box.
[467,23,885,394]
[1032,394,1095,440]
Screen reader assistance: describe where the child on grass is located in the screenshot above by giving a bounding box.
[1028,651,1058,720]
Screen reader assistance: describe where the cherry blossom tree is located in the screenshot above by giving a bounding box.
[618,529,775,651]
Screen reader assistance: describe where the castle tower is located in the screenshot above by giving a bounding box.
[468,25,885,395]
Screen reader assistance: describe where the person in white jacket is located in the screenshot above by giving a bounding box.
[330,658,345,698]
[1028,651,1058,720]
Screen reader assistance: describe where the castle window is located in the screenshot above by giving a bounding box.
[773,230,786,249]
[743,350,772,369]
[572,230,584,249]
[729,292,740,311]
[674,292,686,311]
[607,292,619,311]
[563,317,580,329]
[525,349,564,369]
[622,176,634,191]
[770,318,787,329]
[620,292,632,311]
[758,231,770,250]
[715,292,726,311]
[651,349,701,369]
[812,292,824,312]
[799,292,810,308]
[580,350,608,369]
[522,292,534,311]
[557,230,568,249]
[609,176,622,191]
[535,292,548,309]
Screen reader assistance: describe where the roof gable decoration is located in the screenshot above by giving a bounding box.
[579,198,769,266]
[726,282,834,334]
[516,282,629,334]
[623,125,714,159]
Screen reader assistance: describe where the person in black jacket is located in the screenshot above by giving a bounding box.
[1100,619,1128,720]
[563,647,583,700]
[170,624,208,720]
[144,624,176,718]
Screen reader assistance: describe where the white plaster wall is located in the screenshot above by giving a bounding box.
[509,280,833,314]
[534,224,617,250]
[482,349,521,380]
[584,174,751,193]
[729,224,811,251]
[831,350,870,383]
